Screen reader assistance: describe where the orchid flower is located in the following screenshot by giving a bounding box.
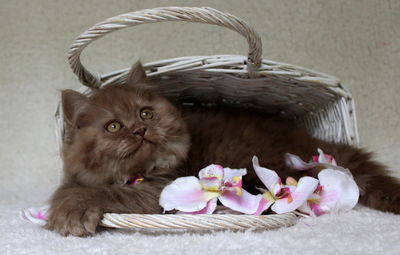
[159,164,266,214]
[20,205,49,226]
[286,149,359,216]
[252,156,319,214]
[285,148,341,172]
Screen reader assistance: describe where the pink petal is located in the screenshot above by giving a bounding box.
[272,176,319,214]
[20,206,49,226]
[318,169,359,213]
[298,193,326,216]
[309,202,327,216]
[219,189,265,214]
[316,149,337,165]
[199,164,224,180]
[178,198,218,214]
[286,151,344,173]
[285,153,318,171]
[252,156,281,192]
[252,194,274,215]
[159,177,219,212]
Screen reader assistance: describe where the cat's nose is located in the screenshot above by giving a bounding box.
[133,127,147,137]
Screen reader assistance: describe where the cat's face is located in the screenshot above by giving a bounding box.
[61,63,189,186]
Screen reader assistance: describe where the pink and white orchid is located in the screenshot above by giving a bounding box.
[285,149,359,216]
[159,164,265,214]
[20,205,49,226]
[252,156,319,214]
[285,148,340,171]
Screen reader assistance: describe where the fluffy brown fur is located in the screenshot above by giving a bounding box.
[45,63,189,236]
[46,62,400,236]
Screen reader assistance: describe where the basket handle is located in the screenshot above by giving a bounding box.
[68,6,263,88]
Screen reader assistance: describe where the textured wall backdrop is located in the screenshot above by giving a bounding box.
[0,0,399,205]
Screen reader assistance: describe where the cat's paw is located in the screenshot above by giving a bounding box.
[45,206,102,236]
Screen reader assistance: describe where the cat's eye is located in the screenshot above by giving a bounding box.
[140,108,154,120]
[105,121,122,132]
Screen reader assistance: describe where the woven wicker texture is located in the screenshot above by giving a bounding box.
[58,6,361,231]
[101,213,297,230]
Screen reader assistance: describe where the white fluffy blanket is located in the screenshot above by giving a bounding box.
[3,200,400,255]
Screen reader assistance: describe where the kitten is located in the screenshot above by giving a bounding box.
[46,62,400,236]
[45,63,189,236]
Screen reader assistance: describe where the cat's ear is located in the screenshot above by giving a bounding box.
[125,61,148,88]
[62,89,92,129]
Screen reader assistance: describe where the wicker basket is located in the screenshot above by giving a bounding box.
[55,7,359,231]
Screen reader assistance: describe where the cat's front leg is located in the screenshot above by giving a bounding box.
[44,185,103,236]
[45,179,168,236]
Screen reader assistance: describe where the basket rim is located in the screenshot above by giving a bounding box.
[99,54,342,86]
[101,212,298,230]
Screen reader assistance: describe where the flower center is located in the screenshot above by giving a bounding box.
[275,187,293,203]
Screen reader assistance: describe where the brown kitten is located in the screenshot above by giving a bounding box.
[47,61,400,236]
[45,62,190,236]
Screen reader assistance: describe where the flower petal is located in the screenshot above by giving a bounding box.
[20,206,49,226]
[297,201,312,215]
[285,153,318,171]
[199,164,224,180]
[223,168,247,182]
[316,149,337,165]
[252,193,274,215]
[286,151,345,174]
[178,198,218,214]
[297,193,326,216]
[272,176,319,214]
[200,178,221,192]
[219,189,265,214]
[318,169,359,213]
[159,176,220,212]
[252,156,281,192]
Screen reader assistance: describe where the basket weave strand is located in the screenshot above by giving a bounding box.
[101,213,298,230]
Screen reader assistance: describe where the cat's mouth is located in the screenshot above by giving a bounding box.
[117,138,155,159]
[141,137,155,145]
[131,137,155,153]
